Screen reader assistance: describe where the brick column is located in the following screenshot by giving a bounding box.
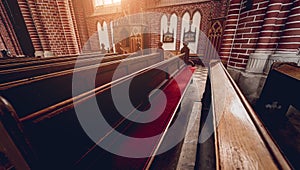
[277,0,300,52]
[219,0,242,66]
[56,0,80,55]
[221,0,271,69]
[246,0,293,73]
[18,0,80,57]
[107,21,113,49]
[176,15,182,52]
[264,0,300,73]
[255,1,291,52]
[68,0,81,53]
[72,0,90,52]
[147,12,161,49]
[18,0,49,57]
[87,21,100,52]
[0,1,22,56]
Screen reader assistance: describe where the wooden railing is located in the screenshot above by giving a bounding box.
[209,60,291,169]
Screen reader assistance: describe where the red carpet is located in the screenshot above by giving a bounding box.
[112,66,195,169]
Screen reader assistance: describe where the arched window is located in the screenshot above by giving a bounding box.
[191,11,201,53]
[180,12,191,50]
[160,14,168,44]
[180,11,201,54]
[160,14,177,50]
[97,21,110,52]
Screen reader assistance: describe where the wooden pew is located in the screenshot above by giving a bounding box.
[0,54,187,169]
[0,53,163,118]
[0,53,129,84]
[0,53,79,66]
[0,56,37,65]
[0,51,113,64]
[208,60,291,169]
[0,52,115,70]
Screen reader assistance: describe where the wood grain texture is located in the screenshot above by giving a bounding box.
[274,63,300,81]
[210,61,290,170]
[176,102,202,170]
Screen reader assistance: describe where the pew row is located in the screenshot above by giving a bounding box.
[0,53,129,84]
[0,52,116,66]
[0,53,163,118]
[208,60,291,169]
[0,52,115,70]
[0,54,191,169]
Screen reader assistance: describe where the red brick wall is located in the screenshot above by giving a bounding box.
[18,0,80,57]
[148,0,228,52]
[75,0,228,53]
[122,0,146,14]
[220,0,300,69]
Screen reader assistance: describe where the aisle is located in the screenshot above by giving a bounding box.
[151,66,208,170]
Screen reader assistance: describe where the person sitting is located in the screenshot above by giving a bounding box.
[110,47,114,53]
[157,42,164,59]
[100,43,106,54]
[180,42,195,67]
[1,49,12,58]
[136,42,142,52]
[115,43,125,54]
[135,42,143,56]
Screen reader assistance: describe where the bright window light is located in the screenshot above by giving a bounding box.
[95,0,121,6]
[103,0,112,4]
